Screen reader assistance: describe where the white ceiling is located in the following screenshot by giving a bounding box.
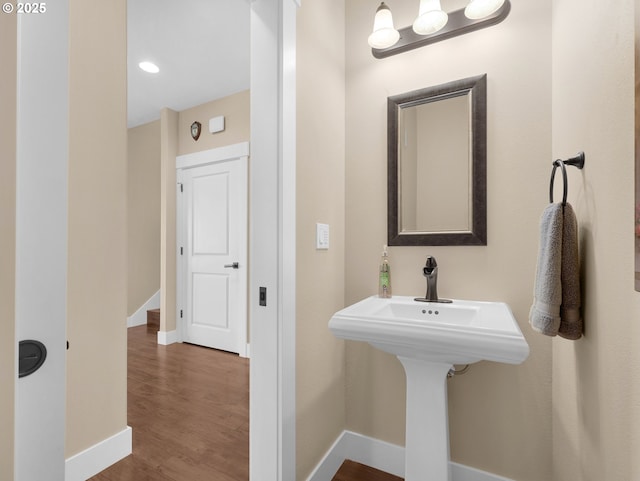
[127,0,250,128]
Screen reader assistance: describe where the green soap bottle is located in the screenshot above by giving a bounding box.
[378,244,392,298]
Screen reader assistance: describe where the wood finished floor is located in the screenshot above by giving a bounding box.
[333,461,403,481]
[89,325,249,481]
[90,325,401,481]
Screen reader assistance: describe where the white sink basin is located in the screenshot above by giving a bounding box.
[329,295,529,481]
[329,295,529,365]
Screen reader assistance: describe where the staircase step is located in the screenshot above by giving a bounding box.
[147,308,160,331]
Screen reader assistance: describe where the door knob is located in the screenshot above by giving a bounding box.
[224,262,240,269]
[18,340,47,378]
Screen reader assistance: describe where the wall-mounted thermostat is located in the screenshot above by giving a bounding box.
[209,116,225,134]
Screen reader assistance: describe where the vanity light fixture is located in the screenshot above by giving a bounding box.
[369,0,511,59]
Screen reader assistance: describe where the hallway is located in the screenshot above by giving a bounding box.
[88,325,403,480]
[90,325,249,480]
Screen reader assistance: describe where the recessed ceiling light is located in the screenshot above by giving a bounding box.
[138,61,159,74]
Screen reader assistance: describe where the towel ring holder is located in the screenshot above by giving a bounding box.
[549,152,585,205]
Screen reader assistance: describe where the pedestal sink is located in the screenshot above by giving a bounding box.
[329,296,529,481]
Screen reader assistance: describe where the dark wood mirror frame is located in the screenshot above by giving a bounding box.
[387,74,487,246]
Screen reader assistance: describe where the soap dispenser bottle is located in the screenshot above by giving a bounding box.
[378,245,392,298]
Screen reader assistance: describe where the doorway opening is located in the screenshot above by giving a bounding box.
[125,0,252,478]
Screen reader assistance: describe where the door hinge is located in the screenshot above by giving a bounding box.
[178,182,183,193]
[180,247,183,255]
[180,310,183,318]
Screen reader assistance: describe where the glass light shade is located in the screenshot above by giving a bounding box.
[368,2,400,49]
[412,0,448,35]
[464,0,505,19]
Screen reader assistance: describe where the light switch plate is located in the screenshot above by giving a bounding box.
[316,223,329,250]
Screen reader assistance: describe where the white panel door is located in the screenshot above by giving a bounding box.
[182,157,247,353]
[15,6,68,480]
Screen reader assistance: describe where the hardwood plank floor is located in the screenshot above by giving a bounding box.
[89,325,249,481]
[89,325,399,481]
[333,460,403,481]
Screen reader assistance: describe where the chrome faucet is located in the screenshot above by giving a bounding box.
[415,256,452,303]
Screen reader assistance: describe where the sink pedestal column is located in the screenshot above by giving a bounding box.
[397,357,452,481]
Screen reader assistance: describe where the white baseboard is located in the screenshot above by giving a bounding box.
[451,463,515,481]
[157,329,178,345]
[306,430,514,481]
[65,426,132,481]
[127,290,160,328]
[306,431,403,481]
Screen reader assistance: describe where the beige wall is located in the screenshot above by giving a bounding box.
[65,0,128,457]
[128,121,161,315]
[345,1,553,479]
[0,12,17,481]
[637,5,640,291]
[552,0,640,479]
[296,0,347,478]
[178,90,250,156]
[636,8,640,478]
[160,108,179,333]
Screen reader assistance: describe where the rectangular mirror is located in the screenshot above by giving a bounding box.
[388,74,487,246]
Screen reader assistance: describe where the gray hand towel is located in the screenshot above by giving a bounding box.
[558,203,582,340]
[529,204,563,335]
[529,203,583,339]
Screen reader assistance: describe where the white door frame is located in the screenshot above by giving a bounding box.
[12,0,298,478]
[250,0,298,479]
[176,142,250,358]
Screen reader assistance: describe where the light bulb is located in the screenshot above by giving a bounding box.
[368,2,400,49]
[464,0,505,20]
[412,0,448,35]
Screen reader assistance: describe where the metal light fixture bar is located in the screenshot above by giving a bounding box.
[372,0,511,59]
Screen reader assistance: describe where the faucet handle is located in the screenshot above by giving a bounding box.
[424,256,437,276]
